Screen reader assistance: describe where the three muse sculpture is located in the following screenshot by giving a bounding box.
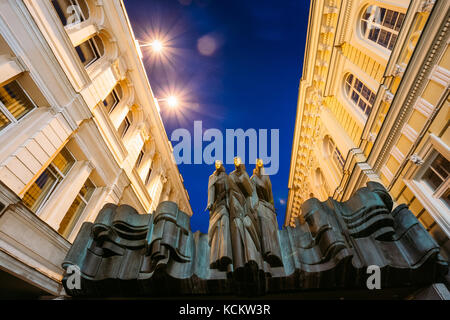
[62,159,448,297]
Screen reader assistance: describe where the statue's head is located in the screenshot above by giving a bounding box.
[254,158,264,175]
[215,160,223,171]
[256,158,264,168]
[234,156,242,168]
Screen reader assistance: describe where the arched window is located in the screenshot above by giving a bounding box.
[103,84,123,113]
[52,0,90,26]
[344,74,375,116]
[74,35,104,68]
[361,6,405,50]
[324,136,345,170]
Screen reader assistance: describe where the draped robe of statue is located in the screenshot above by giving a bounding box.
[251,169,283,267]
[207,165,232,271]
[229,164,263,271]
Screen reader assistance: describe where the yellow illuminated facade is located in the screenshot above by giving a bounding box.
[0,0,191,296]
[286,0,449,257]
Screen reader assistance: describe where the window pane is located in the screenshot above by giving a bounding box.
[361,85,371,101]
[361,21,367,35]
[51,0,87,26]
[118,116,130,138]
[363,7,372,20]
[145,168,153,184]
[351,91,359,104]
[114,84,123,100]
[0,110,11,131]
[58,195,87,237]
[431,154,449,180]
[358,100,367,113]
[347,74,353,84]
[388,34,398,50]
[93,35,105,57]
[75,39,98,67]
[378,29,391,48]
[378,8,386,23]
[0,81,35,121]
[79,178,95,201]
[354,79,363,92]
[136,151,144,167]
[423,168,444,191]
[383,10,398,29]
[395,13,405,31]
[23,168,59,212]
[442,189,450,208]
[103,90,118,113]
[369,93,376,105]
[52,147,75,175]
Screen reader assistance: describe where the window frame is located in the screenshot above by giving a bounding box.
[118,113,131,138]
[360,5,405,51]
[23,147,76,214]
[103,88,120,114]
[75,37,101,68]
[51,0,89,27]
[404,134,450,237]
[0,80,37,133]
[136,150,145,168]
[325,136,345,171]
[344,73,375,117]
[59,177,95,238]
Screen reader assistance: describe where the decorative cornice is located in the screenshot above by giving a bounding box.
[372,7,450,172]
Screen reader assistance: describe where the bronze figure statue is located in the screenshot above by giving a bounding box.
[251,159,283,267]
[62,178,449,298]
[206,160,232,271]
[228,157,263,272]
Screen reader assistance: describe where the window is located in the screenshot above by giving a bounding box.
[58,178,95,238]
[0,80,36,132]
[345,74,375,116]
[117,111,132,138]
[136,151,144,168]
[324,136,345,170]
[75,36,103,67]
[361,6,405,50]
[421,152,450,208]
[145,168,152,185]
[102,85,122,113]
[23,147,75,213]
[51,0,89,26]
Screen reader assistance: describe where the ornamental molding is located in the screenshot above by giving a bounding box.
[372,9,449,173]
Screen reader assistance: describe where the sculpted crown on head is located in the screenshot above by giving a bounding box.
[233,156,242,167]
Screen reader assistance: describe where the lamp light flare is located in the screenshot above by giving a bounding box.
[151,40,163,52]
[167,96,179,108]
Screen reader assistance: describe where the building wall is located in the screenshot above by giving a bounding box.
[0,0,191,295]
[286,0,449,257]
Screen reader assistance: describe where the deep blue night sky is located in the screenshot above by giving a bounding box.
[125,0,310,233]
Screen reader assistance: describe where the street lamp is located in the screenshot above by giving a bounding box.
[137,39,165,52]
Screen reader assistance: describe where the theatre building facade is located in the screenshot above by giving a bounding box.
[287,0,450,260]
[0,0,191,297]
